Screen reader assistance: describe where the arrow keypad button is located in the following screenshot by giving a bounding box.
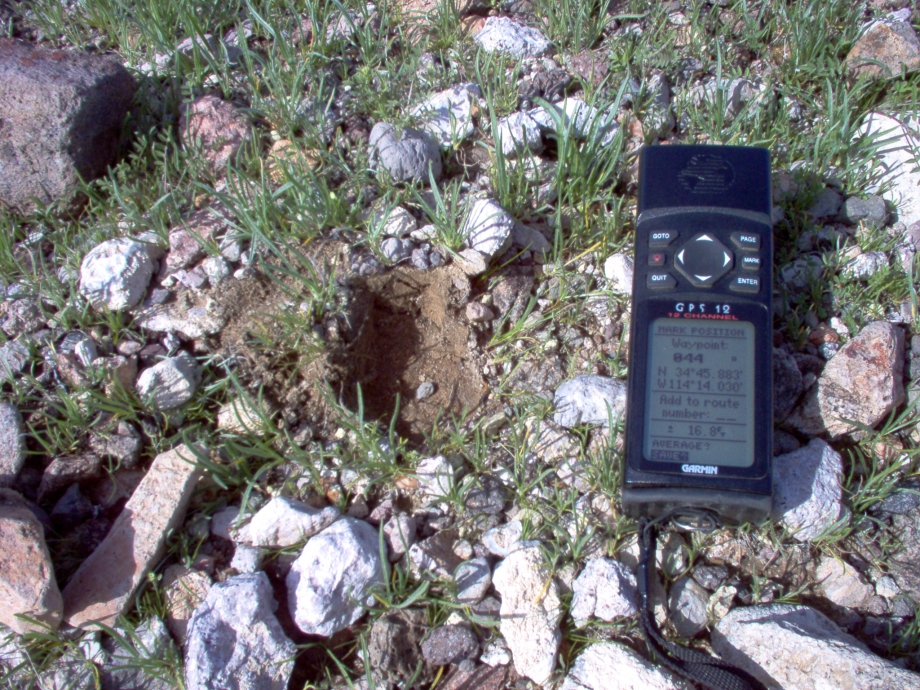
[673,233,734,287]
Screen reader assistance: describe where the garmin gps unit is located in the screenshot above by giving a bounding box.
[621,145,773,525]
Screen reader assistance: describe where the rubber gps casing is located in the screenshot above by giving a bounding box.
[621,145,773,525]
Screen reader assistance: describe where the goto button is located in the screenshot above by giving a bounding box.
[647,272,677,289]
[649,230,678,248]
[730,232,761,251]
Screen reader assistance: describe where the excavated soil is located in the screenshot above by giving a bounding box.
[344,266,487,440]
[208,246,485,442]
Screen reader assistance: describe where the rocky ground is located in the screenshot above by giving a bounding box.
[1,0,920,688]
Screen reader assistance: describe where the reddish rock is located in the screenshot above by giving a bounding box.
[0,503,62,633]
[180,95,251,172]
[787,321,905,438]
[847,20,920,79]
[440,663,513,690]
[62,444,202,628]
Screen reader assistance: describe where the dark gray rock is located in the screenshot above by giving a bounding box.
[464,475,508,516]
[508,355,565,397]
[0,341,29,382]
[366,609,429,688]
[839,195,888,227]
[773,348,803,421]
[491,275,534,322]
[38,453,103,503]
[773,429,801,456]
[89,421,142,469]
[51,484,93,529]
[871,481,920,517]
[691,564,729,591]
[2,299,44,337]
[369,123,442,183]
[0,39,136,214]
[470,595,501,624]
[885,502,920,607]
[421,624,480,666]
[808,188,843,219]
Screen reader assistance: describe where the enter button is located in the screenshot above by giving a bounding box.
[729,276,760,293]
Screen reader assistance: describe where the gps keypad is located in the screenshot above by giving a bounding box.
[642,228,763,291]
[674,233,733,287]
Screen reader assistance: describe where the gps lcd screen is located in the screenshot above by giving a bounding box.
[643,317,755,468]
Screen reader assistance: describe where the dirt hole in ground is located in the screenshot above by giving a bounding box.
[342,266,486,442]
[209,247,485,442]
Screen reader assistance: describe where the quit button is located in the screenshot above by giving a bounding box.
[647,272,677,289]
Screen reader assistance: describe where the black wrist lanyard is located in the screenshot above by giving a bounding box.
[636,509,768,690]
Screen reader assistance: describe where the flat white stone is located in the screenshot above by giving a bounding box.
[411,83,481,149]
[712,604,920,690]
[237,497,340,548]
[474,17,550,59]
[79,238,155,311]
[561,642,690,690]
[286,518,383,637]
[858,112,920,228]
[492,546,561,685]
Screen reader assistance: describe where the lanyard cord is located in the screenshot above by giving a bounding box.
[636,510,768,690]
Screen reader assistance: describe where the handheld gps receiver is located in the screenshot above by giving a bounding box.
[622,145,773,526]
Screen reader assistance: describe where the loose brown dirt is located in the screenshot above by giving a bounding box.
[207,246,486,442]
[345,265,486,441]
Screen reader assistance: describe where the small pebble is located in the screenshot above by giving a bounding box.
[416,382,435,400]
